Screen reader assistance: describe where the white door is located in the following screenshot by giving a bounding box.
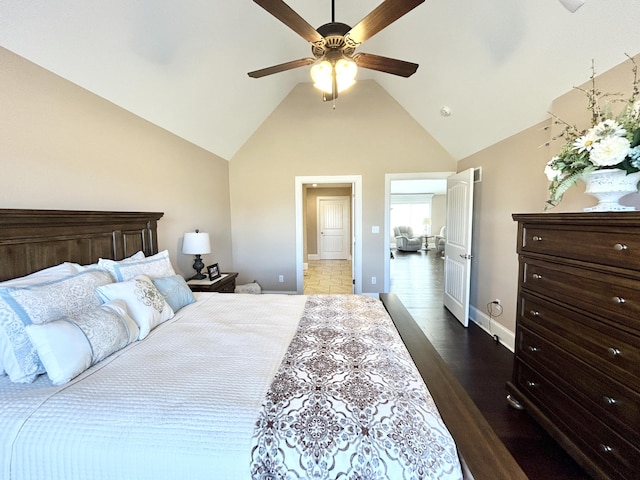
[318,196,350,260]
[443,169,474,327]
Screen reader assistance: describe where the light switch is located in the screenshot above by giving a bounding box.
[372,226,380,234]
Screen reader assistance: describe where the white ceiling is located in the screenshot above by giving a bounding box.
[1,1,639,161]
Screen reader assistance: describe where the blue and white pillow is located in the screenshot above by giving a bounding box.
[25,300,139,385]
[98,250,175,282]
[0,269,113,383]
[96,275,175,340]
[152,275,196,313]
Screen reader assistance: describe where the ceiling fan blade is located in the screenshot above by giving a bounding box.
[346,0,425,45]
[253,0,324,44]
[353,53,418,77]
[248,58,316,78]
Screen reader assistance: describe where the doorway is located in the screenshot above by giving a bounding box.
[295,175,363,294]
[384,172,455,294]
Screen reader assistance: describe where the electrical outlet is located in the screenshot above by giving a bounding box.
[371,276,377,285]
[278,275,284,283]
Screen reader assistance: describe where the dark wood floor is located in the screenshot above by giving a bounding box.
[390,248,590,480]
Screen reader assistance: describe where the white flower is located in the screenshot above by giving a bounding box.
[592,119,626,138]
[572,130,598,152]
[544,157,563,181]
[589,135,631,166]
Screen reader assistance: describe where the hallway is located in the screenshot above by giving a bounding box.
[303,259,352,294]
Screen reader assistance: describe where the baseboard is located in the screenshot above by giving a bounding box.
[469,305,515,352]
[308,254,320,260]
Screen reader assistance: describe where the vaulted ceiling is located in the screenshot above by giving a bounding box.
[1,1,639,161]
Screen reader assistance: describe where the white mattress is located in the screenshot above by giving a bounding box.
[0,293,306,480]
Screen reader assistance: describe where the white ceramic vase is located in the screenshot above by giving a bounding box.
[582,168,640,212]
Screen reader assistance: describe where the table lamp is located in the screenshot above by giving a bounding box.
[182,230,211,280]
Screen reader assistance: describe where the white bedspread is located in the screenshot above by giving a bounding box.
[0,293,306,480]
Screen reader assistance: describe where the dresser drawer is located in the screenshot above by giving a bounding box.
[515,362,639,480]
[517,326,639,444]
[521,257,640,334]
[520,293,640,389]
[520,224,640,270]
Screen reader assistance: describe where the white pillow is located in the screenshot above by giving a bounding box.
[0,262,80,289]
[75,250,145,272]
[25,300,139,385]
[0,269,114,383]
[96,275,174,339]
[98,250,175,282]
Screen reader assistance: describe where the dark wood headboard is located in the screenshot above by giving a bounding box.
[0,209,164,282]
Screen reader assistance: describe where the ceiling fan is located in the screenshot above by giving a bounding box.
[248,0,425,101]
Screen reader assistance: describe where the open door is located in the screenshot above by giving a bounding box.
[443,169,474,327]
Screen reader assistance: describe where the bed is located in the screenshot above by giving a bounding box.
[0,209,525,480]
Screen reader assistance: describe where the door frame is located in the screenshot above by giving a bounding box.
[295,175,362,294]
[384,171,455,293]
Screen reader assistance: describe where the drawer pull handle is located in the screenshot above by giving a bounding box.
[599,444,613,454]
[613,296,626,304]
[603,396,617,406]
[529,310,540,317]
[528,346,541,353]
[608,347,621,356]
[613,243,628,251]
[532,273,542,280]
[532,235,543,242]
[526,380,538,388]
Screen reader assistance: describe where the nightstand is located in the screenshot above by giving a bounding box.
[187,272,238,293]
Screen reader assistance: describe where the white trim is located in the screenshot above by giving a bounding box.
[295,175,362,295]
[469,305,515,352]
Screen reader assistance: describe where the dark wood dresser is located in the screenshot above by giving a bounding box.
[508,213,639,480]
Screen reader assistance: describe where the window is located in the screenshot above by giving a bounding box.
[390,194,432,236]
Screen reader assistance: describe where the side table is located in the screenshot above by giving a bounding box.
[187,272,238,293]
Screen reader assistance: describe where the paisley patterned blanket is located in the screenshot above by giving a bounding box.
[251,295,463,480]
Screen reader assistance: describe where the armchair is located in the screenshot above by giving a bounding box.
[393,226,423,252]
[435,226,446,256]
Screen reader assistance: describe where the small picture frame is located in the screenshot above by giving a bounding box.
[207,263,221,281]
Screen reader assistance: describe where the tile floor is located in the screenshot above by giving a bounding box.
[303,259,353,294]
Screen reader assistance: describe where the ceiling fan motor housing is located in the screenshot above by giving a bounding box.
[312,22,356,59]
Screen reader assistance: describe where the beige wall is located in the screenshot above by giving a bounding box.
[305,186,352,257]
[0,47,233,277]
[458,53,640,335]
[431,194,446,236]
[230,80,457,291]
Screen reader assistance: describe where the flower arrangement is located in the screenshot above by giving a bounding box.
[544,55,640,209]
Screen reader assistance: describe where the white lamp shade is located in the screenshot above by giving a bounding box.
[182,232,211,255]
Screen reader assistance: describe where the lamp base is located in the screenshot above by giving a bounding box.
[189,254,207,280]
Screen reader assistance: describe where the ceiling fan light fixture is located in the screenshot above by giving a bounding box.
[311,58,357,94]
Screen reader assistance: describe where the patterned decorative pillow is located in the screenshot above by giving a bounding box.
[151,275,196,312]
[96,275,175,339]
[25,300,139,385]
[98,250,175,282]
[0,269,113,383]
